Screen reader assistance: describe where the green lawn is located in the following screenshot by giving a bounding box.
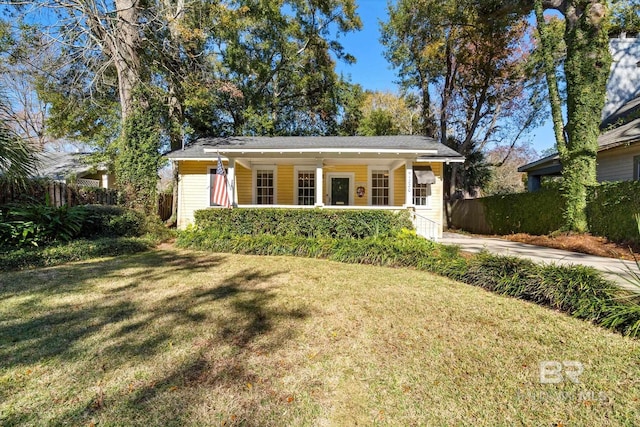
[1,247,638,426]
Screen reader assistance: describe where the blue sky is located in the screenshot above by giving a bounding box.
[334,0,555,155]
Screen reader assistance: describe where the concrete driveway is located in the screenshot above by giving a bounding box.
[439,232,640,292]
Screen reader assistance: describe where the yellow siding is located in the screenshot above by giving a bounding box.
[277,165,294,204]
[413,162,444,238]
[176,159,446,238]
[177,160,213,229]
[322,164,368,206]
[236,163,252,204]
[393,165,405,207]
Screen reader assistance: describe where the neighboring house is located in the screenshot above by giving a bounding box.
[519,37,640,190]
[165,135,464,239]
[34,151,114,189]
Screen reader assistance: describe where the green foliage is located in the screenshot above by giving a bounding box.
[0,237,151,272]
[0,201,87,247]
[192,208,413,239]
[0,92,39,187]
[78,205,149,238]
[0,201,170,250]
[481,189,566,235]
[357,109,399,136]
[177,228,640,338]
[586,181,640,244]
[115,94,166,212]
[610,0,640,35]
[544,0,611,232]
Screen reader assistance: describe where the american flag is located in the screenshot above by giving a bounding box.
[211,153,230,207]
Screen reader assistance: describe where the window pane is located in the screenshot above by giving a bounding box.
[256,170,275,204]
[297,170,315,205]
[371,170,389,206]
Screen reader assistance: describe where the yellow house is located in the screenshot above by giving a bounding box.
[166,135,464,239]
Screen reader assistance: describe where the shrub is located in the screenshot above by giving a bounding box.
[0,237,151,272]
[0,201,87,247]
[586,181,640,244]
[79,205,148,238]
[480,189,565,235]
[193,208,413,239]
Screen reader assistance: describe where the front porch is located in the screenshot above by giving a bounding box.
[168,135,465,239]
[219,157,438,209]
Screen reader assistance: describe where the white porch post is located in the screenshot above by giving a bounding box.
[405,160,414,207]
[315,159,324,207]
[227,157,237,207]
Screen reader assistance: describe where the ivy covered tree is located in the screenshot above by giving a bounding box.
[531,0,612,231]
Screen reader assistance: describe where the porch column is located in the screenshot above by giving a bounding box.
[315,159,324,207]
[405,160,414,207]
[227,157,237,207]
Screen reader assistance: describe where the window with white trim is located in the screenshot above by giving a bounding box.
[413,166,434,207]
[297,170,315,205]
[255,168,275,204]
[371,169,389,206]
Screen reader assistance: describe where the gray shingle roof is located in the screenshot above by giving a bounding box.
[519,117,640,173]
[33,152,105,181]
[599,116,640,149]
[166,135,463,159]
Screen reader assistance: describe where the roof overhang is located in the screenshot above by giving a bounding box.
[415,156,465,163]
[203,147,438,156]
[517,153,561,173]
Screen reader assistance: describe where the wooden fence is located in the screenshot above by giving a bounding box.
[446,199,492,234]
[1,181,118,207]
[158,193,173,221]
[2,180,176,220]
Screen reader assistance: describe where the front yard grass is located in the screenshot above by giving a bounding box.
[1,248,638,426]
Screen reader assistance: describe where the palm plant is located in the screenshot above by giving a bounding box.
[0,94,39,186]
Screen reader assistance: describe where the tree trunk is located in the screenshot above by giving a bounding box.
[163,0,186,152]
[534,0,567,157]
[112,0,144,124]
[561,1,611,231]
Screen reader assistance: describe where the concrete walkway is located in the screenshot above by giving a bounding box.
[439,232,640,292]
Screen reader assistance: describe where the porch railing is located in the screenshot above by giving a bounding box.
[413,211,440,241]
[76,178,101,188]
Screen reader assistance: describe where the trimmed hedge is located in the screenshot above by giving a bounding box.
[476,182,640,244]
[193,208,413,239]
[480,189,566,235]
[177,229,640,338]
[587,181,640,244]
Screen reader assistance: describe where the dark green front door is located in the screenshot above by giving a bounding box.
[331,177,350,205]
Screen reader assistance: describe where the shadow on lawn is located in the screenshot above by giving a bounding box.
[0,248,309,425]
[0,249,227,368]
[116,266,309,421]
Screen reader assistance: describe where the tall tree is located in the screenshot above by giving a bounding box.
[356,90,419,136]
[0,20,55,150]
[381,0,540,207]
[531,0,612,231]
[484,144,538,195]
